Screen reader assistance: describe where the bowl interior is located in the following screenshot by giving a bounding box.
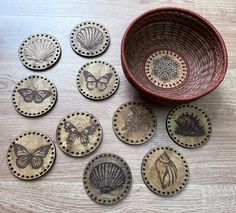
[123,9,226,101]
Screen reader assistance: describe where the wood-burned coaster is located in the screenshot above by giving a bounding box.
[112,101,157,145]
[83,153,132,205]
[166,104,212,148]
[77,61,119,100]
[18,33,61,71]
[56,112,103,157]
[141,147,189,196]
[70,21,110,57]
[7,131,56,180]
[12,75,57,117]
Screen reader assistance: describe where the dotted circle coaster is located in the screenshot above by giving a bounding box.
[56,112,103,157]
[112,101,157,145]
[83,153,132,205]
[166,104,212,148]
[18,33,61,71]
[77,61,119,100]
[7,131,56,180]
[141,147,189,196]
[145,50,188,88]
[70,21,110,57]
[12,75,57,117]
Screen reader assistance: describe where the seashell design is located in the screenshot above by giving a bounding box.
[89,162,125,194]
[24,38,56,63]
[174,112,205,136]
[76,27,104,50]
[155,152,178,189]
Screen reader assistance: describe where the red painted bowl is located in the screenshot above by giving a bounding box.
[121,8,227,103]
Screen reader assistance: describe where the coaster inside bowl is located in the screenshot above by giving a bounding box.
[70,21,110,57]
[77,61,119,100]
[18,33,61,71]
[83,153,132,205]
[112,101,156,145]
[7,131,56,180]
[166,104,212,148]
[56,112,103,157]
[12,75,57,117]
[141,147,189,196]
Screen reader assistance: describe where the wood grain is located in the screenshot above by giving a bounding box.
[0,0,236,212]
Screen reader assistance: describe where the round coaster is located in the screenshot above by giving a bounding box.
[83,153,132,205]
[7,131,56,180]
[70,21,110,57]
[166,104,212,148]
[18,33,61,71]
[56,112,103,157]
[145,50,188,88]
[12,75,57,117]
[77,61,119,100]
[141,147,189,196]
[112,101,157,145]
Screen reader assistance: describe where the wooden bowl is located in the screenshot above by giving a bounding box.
[121,8,228,103]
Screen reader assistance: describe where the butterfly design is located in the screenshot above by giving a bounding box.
[17,88,52,103]
[64,122,97,146]
[13,143,51,169]
[122,107,149,132]
[83,70,113,91]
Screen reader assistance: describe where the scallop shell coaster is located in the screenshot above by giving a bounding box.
[12,75,57,117]
[141,147,189,196]
[56,112,103,157]
[70,21,110,57]
[166,104,212,148]
[18,33,61,71]
[112,101,157,145]
[77,61,119,100]
[83,153,132,205]
[7,131,56,180]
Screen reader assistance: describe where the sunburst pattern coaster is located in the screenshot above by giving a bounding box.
[56,112,103,157]
[166,104,212,148]
[7,131,56,180]
[141,147,189,196]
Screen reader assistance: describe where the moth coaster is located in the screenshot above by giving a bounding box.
[77,61,119,100]
[56,112,103,157]
[7,131,56,180]
[18,33,61,71]
[166,104,212,148]
[12,75,57,117]
[70,21,110,57]
[141,147,189,196]
[83,153,132,205]
[112,101,157,145]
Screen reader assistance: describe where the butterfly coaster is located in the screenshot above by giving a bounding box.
[70,21,110,57]
[77,61,119,100]
[19,33,61,71]
[166,104,212,148]
[56,112,103,157]
[83,153,132,205]
[141,147,189,196]
[12,75,57,117]
[112,101,157,145]
[7,131,56,180]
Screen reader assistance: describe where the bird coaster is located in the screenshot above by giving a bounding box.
[77,61,119,100]
[141,147,189,196]
[56,112,103,157]
[19,33,61,71]
[166,104,212,148]
[70,21,110,57]
[12,75,57,117]
[83,153,132,205]
[112,101,157,145]
[7,131,56,180]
